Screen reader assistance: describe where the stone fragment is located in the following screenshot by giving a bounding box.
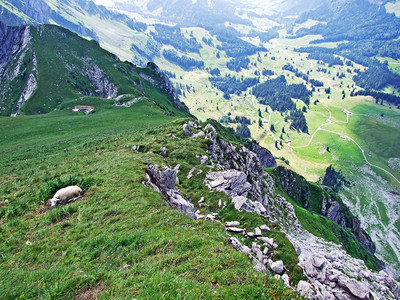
[183,124,193,136]
[271,260,284,274]
[260,224,270,231]
[338,277,370,300]
[258,236,274,247]
[226,221,240,227]
[192,131,205,138]
[297,281,313,298]
[312,256,326,269]
[232,196,247,210]
[281,274,290,286]
[254,227,262,237]
[159,147,167,158]
[226,227,245,233]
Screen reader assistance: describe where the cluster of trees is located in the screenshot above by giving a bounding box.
[226,57,250,72]
[209,74,259,95]
[293,1,400,104]
[307,52,343,66]
[309,79,324,87]
[163,50,204,71]
[289,109,309,133]
[353,61,400,91]
[210,26,263,57]
[219,115,251,125]
[235,123,251,138]
[282,64,309,81]
[151,24,202,53]
[131,38,161,61]
[354,90,400,106]
[295,0,400,60]
[206,67,220,76]
[202,37,213,46]
[252,75,312,107]
[248,28,279,42]
[262,68,274,76]
[125,19,147,32]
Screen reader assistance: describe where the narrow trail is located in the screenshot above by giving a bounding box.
[320,128,400,186]
[287,106,400,186]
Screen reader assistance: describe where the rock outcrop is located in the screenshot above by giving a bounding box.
[145,164,196,219]
[145,62,189,112]
[0,22,38,116]
[250,142,277,168]
[274,166,377,255]
[146,121,400,300]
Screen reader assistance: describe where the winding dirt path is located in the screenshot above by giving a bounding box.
[288,106,400,185]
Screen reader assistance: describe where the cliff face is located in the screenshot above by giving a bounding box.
[145,62,189,112]
[0,22,37,116]
[273,166,377,255]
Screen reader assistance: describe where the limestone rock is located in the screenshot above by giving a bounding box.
[192,131,205,138]
[297,280,313,298]
[250,142,277,168]
[226,221,240,227]
[145,164,195,219]
[260,224,270,231]
[159,147,168,158]
[246,232,256,238]
[312,256,326,269]
[271,260,284,274]
[282,274,290,286]
[338,277,370,299]
[258,237,274,247]
[226,227,245,233]
[183,124,193,136]
[254,227,262,237]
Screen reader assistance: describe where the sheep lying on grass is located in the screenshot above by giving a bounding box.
[50,186,83,207]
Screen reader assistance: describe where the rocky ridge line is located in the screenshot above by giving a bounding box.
[144,121,400,300]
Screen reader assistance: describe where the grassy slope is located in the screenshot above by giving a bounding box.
[0,101,301,298]
[21,24,142,115]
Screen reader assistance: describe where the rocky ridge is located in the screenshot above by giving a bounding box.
[145,62,189,112]
[144,120,400,300]
[274,166,377,255]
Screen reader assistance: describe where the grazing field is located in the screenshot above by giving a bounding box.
[0,100,301,299]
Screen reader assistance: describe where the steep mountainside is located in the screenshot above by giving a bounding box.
[1,21,400,299]
[0,22,187,116]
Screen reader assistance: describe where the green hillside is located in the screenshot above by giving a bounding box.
[0,87,305,299]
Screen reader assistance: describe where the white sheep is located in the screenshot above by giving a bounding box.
[50,186,83,207]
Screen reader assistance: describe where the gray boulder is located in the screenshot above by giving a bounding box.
[338,277,370,299]
[146,164,195,219]
[183,124,193,136]
[297,280,313,298]
[226,221,240,227]
[271,260,284,274]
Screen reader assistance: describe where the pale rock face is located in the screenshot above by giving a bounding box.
[297,280,313,297]
[145,164,196,219]
[271,260,284,274]
[338,277,370,300]
[225,221,240,227]
[281,274,290,286]
[226,227,245,233]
